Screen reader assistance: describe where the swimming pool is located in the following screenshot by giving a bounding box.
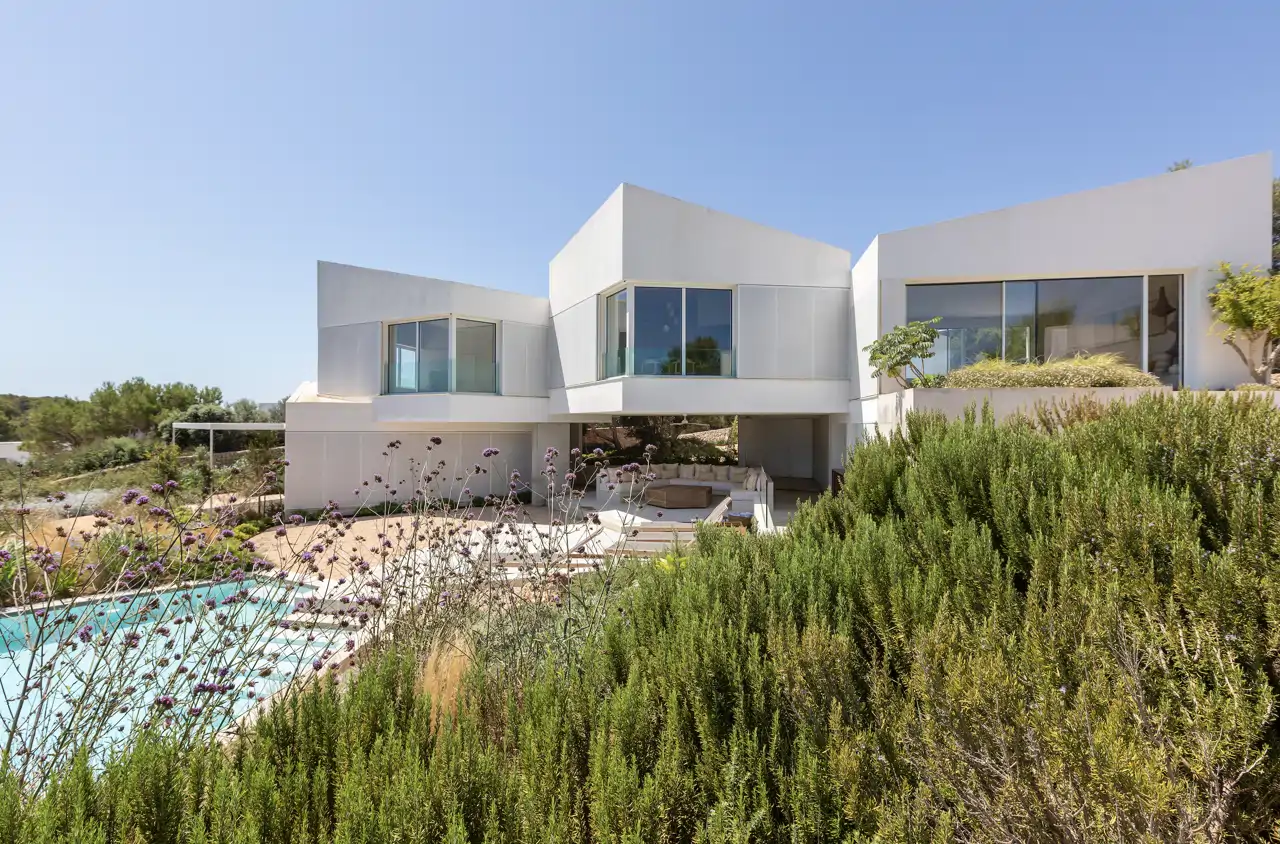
[0,576,342,769]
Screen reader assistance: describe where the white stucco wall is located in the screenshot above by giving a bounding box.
[317,321,383,397]
[548,186,624,315]
[619,184,851,289]
[551,377,848,417]
[318,262,549,329]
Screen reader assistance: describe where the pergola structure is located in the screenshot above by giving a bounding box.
[170,422,285,468]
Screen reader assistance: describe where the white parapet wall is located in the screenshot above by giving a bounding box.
[877,387,1173,432]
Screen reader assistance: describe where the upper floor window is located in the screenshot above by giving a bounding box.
[600,285,734,378]
[386,317,499,395]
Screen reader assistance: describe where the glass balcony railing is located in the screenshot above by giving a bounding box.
[600,347,736,379]
[385,358,501,395]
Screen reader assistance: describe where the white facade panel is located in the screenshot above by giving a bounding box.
[548,186,624,314]
[552,298,598,388]
[850,239,880,400]
[318,262,549,330]
[620,184,851,289]
[500,321,548,397]
[736,286,850,380]
[284,425,534,512]
[317,321,383,398]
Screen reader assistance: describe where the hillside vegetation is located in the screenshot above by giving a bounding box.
[6,393,1280,842]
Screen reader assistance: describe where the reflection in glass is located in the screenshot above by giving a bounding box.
[1036,277,1142,366]
[1147,275,1181,386]
[633,287,683,375]
[455,319,497,393]
[417,319,451,392]
[684,288,733,376]
[603,289,627,378]
[906,282,1003,376]
[388,323,418,393]
[1004,281,1036,363]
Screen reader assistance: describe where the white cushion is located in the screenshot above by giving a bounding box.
[693,464,715,482]
[745,468,759,491]
[728,466,749,484]
[658,463,678,480]
[712,465,731,482]
[678,464,696,480]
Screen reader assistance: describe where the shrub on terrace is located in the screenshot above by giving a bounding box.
[944,352,1163,388]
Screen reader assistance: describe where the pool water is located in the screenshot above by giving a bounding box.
[0,577,341,767]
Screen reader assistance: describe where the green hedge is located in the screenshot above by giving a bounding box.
[944,352,1163,388]
[6,393,1280,841]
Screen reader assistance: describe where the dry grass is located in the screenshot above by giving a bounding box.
[944,353,1163,389]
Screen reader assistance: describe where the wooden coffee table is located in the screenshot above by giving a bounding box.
[644,483,712,509]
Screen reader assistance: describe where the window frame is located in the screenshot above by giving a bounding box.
[383,314,502,396]
[901,274,1184,384]
[596,281,737,380]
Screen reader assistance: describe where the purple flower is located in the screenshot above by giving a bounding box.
[136,495,150,506]
[430,436,443,445]
[482,447,500,458]
[78,625,94,643]
[154,695,176,710]
[122,489,141,504]
[151,484,164,493]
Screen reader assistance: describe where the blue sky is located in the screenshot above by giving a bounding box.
[2,1,1277,402]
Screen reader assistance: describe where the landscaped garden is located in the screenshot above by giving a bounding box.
[3,392,1280,841]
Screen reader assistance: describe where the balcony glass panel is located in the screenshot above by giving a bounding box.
[455,319,498,393]
[417,318,451,393]
[1004,281,1037,363]
[388,322,418,393]
[685,288,734,376]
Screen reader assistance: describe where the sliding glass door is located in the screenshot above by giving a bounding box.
[904,275,1179,380]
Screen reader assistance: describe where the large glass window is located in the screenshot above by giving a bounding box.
[603,289,627,378]
[455,319,498,393]
[385,316,498,395]
[906,282,1003,376]
[633,287,683,375]
[685,288,734,376]
[1036,276,1142,366]
[1147,275,1182,386]
[905,275,1160,378]
[417,318,450,393]
[388,323,418,393]
[612,286,735,377]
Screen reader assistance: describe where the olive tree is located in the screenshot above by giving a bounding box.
[1208,262,1280,384]
[864,318,942,388]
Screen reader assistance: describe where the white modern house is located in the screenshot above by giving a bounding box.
[286,152,1274,514]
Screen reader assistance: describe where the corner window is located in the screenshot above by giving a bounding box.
[386,317,499,395]
[601,285,734,378]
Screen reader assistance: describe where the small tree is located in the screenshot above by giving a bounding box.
[1208,262,1280,384]
[864,318,942,388]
